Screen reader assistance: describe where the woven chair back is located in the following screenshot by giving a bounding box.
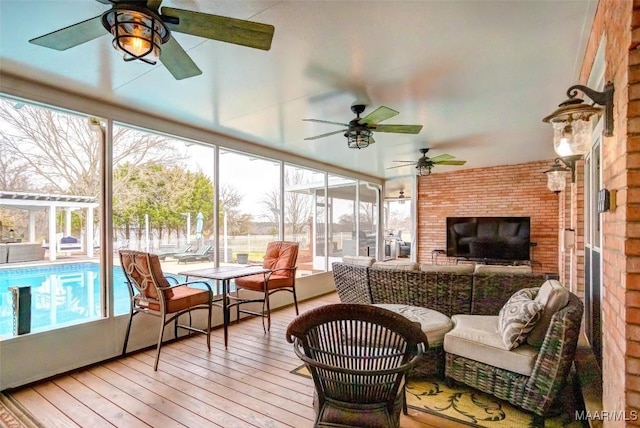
[119,250,173,301]
[287,304,426,407]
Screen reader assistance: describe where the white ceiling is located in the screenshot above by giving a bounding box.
[0,0,597,195]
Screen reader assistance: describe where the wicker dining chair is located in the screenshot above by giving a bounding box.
[119,250,213,370]
[286,303,427,428]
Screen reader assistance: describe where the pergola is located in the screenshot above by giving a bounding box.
[0,191,99,261]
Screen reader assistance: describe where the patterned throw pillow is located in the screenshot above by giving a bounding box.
[497,289,543,350]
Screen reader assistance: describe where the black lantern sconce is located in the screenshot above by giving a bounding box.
[544,155,581,193]
[542,82,614,157]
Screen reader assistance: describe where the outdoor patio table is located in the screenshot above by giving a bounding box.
[178,265,270,348]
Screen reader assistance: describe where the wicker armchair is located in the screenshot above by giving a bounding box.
[332,261,372,304]
[445,292,584,419]
[471,270,548,315]
[286,304,427,428]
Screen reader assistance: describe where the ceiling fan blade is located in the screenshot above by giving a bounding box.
[304,129,347,141]
[161,7,275,51]
[303,119,350,127]
[29,15,105,51]
[146,0,162,11]
[160,37,202,80]
[435,160,467,165]
[359,106,398,125]
[429,154,455,163]
[305,64,371,105]
[391,160,416,164]
[373,124,423,134]
[386,164,410,170]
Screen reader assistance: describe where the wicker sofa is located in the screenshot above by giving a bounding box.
[331,257,583,418]
[333,258,545,317]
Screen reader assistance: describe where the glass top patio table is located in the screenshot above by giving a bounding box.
[178,265,270,348]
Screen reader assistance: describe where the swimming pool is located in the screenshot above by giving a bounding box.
[0,262,210,339]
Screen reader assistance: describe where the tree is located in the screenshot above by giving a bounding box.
[113,162,214,242]
[0,98,187,197]
[0,137,31,191]
[219,183,251,235]
[261,169,312,235]
[0,97,189,239]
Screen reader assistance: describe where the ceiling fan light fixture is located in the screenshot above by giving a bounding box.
[417,164,432,176]
[102,6,169,65]
[345,128,372,149]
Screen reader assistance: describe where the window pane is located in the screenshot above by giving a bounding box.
[327,175,356,262]
[219,149,280,264]
[0,96,102,337]
[112,124,215,307]
[360,182,380,257]
[284,164,324,273]
[385,197,411,259]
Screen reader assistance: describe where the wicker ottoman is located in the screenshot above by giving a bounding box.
[374,303,453,378]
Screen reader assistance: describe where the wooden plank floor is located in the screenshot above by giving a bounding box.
[5,293,468,428]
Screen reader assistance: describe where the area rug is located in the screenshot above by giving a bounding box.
[291,365,585,427]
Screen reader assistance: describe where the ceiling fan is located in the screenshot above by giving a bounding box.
[303,103,423,149]
[28,0,275,80]
[388,148,467,176]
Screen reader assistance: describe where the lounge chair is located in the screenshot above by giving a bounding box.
[175,245,213,264]
[42,235,82,252]
[157,244,192,261]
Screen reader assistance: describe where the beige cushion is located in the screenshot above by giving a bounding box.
[497,289,543,350]
[341,255,375,267]
[372,260,418,271]
[527,280,570,346]
[419,264,474,274]
[374,304,453,347]
[473,264,532,275]
[444,314,539,376]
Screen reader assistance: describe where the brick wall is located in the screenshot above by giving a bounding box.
[578,0,634,423]
[416,159,559,274]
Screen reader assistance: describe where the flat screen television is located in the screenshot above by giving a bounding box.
[446,216,531,261]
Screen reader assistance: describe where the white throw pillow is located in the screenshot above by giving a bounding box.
[497,288,543,350]
[526,280,570,346]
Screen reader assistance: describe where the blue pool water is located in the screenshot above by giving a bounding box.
[0,262,209,338]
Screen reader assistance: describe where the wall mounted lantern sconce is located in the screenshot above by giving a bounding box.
[544,155,581,193]
[542,81,614,157]
[398,190,406,204]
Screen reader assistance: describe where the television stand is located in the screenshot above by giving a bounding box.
[455,257,531,267]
